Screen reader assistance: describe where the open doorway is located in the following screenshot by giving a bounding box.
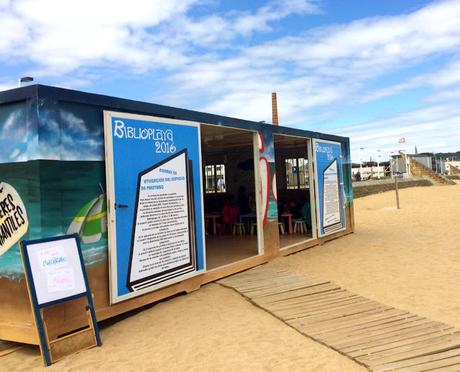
[201,124,261,269]
[274,134,315,249]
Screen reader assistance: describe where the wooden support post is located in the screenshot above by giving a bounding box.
[394,176,400,209]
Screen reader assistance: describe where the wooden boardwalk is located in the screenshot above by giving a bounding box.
[218,266,460,371]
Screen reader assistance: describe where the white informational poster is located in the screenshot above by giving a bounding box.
[128,150,196,291]
[0,182,29,256]
[322,159,341,231]
[26,237,87,305]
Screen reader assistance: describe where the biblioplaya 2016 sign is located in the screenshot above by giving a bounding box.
[0,182,29,256]
[104,112,205,304]
[313,140,346,237]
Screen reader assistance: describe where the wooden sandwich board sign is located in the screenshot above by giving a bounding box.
[20,234,102,366]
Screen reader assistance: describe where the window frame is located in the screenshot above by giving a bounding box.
[204,163,227,193]
[285,157,309,190]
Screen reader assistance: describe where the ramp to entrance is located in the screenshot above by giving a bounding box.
[218,266,460,371]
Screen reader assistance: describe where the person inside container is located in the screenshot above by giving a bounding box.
[301,197,312,230]
[237,186,251,215]
[221,197,239,233]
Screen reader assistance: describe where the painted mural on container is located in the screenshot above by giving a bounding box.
[0,100,108,279]
[257,126,278,224]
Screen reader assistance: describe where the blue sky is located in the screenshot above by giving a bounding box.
[1,0,460,162]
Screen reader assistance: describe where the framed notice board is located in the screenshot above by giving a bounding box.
[20,234,101,366]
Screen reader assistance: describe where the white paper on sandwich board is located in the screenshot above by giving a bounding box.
[26,237,86,305]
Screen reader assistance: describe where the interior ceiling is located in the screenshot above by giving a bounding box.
[274,134,309,149]
[201,124,254,151]
[200,125,310,153]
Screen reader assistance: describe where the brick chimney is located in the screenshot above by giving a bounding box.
[271,92,279,125]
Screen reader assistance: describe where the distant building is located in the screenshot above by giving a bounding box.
[445,160,460,175]
[351,161,390,180]
[390,152,449,175]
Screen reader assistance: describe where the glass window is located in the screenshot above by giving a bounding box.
[205,165,215,193]
[285,158,309,190]
[298,158,309,189]
[285,159,298,189]
[205,164,226,193]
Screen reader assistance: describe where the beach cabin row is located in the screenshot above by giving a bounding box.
[0,85,354,344]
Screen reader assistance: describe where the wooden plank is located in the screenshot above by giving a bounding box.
[322,316,426,344]
[220,268,295,283]
[0,340,23,357]
[231,272,319,286]
[286,302,389,323]
[335,316,448,349]
[49,328,96,362]
[227,276,299,291]
[268,292,361,312]
[424,363,460,372]
[247,281,330,299]
[275,297,375,319]
[227,269,316,282]
[232,276,316,292]
[294,309,407,336]
[270,294,365,315]
[271,298,368,319]
[313,313,418,340]
[226,272,303,287]
[363,331,460,363]
[218,274,291,289]
[337,321,450,351]
[359,332,460,367]
[248,279,320,292]
[373,348,460,371]
[262,288,349,307]
[349,327,456,358]
[0,322,38,345]
[257,284,341,304]
[291,308,393,336]
[401,355,460,371]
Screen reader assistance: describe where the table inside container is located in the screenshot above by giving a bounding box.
[205,213,221,235]
[281,213,293,234]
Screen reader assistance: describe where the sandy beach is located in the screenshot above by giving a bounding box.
[272,181,460,328]
[2,182,459,371]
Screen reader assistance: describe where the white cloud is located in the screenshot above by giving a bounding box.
[0,0,318,75]
[165,2,317,47]
[426,86,460,103]
[428,59,460,86]
[1,0,460,160]
[361,57,460,103]
[335,103,460,161]
[0,0,201,74]
[153,0,460,128]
